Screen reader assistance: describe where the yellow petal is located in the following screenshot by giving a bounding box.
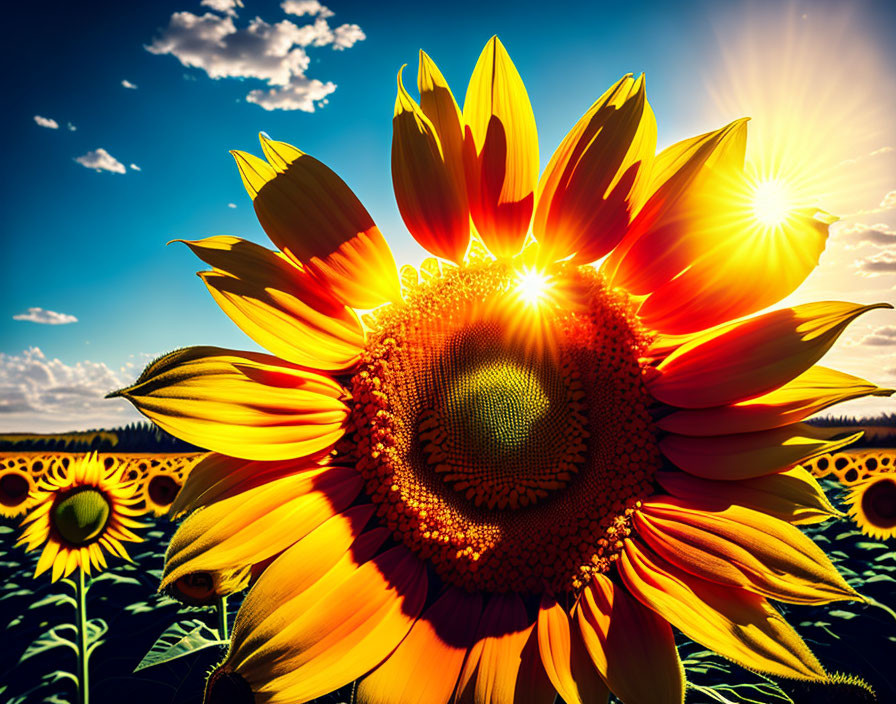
[658,366,893,436]
[169,453,320,519]
[618,539,826,681]
[419,51,467,204]
[230,507,382,658]
[533,74,656,264]
[392,65,470,263]
[537,594,609,704]
[602,118,748,291]
[655,467,841,525]
[660,422,863,480]
[576,573,684,704]
[242,545,427,704]
[234,138,401,308]
[109,346,349,461]
[635,497,858,604]
[357,587,482,704]
[174,236,364,371]
[161,466,362,587]
[463,36,537,258]
[648,301,892,408]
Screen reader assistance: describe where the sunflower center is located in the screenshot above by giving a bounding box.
[148,475,181,507]
[346,258,660,593]
[52,488,111,546]
[0,473,30,506]
[862,479,896,528]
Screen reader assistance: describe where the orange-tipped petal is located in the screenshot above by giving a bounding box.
[242,545,427,704]
[647,301,892,408]
[655,467,840,525]
[463,37,537,258]
[576,573,683,704]
[602,118,748,292]
[109,346,349,461]
[174,236,364,371]
[537,593,609,704]
[659,422,863,480]
[634,497,858,604]
[357,587,482,704]
[160,466,362,587]
[419,51,467,203]
[618,539,826,681]
[393,65,470,263]
[635,207,834,334]
[234,137,400,308]
[533,74,656,264]
[658,366,893,436]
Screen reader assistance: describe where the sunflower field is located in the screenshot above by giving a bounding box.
[0,439,893,704]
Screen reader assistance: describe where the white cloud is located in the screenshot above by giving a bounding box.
[855,250,896,276]
[12,308,78,325]
[835,222,896,248]
[121,79,138,89]
[146,5,364,112]
[201,0,243,16]
[227,202,237,208]
[34,115,59,129]
[74,148,127,174]
[67,122,77,131]
[129,163,141,171]
[880,191,896,211]
[0,348,144,432]
[857,325,896,346]
[281,0,334,18]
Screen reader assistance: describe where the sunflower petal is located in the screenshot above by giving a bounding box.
[533,74,656,264]
[647,302,892,408]
[357,587,482,704]
[174,236,364,371]
[242,545,427,704]
[618,539,826,681]
[419,51,467,201]
[602,118,748,292]
[576,573,683,704]
[234,138,400,308]
[636,207,834,334]
[660,423,863,480]
[109,346,349,461]
[655,467,840,525]
[169,453,321,519]
[456,593,542,704]
[658,366,893,436]
[161,466,362,588]
[635,497,858,604]
[392,65,470,263]
[463,36,537,258]
[537,593,609,704]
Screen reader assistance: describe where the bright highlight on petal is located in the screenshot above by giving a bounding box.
[752,178,793,227]
[515,267,551,307]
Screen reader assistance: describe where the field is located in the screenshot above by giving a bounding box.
[1,425,894,704]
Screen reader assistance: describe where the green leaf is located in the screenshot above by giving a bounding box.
[0,525,13,535]
[28,593,77,610]
[134,619,225,672]
[91,572,141,586]
[828,609,859,620]
[855,541,888,550]
[19,625,78,663]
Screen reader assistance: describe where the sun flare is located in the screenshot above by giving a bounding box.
[515,266,551,307]
[752,178,793,227]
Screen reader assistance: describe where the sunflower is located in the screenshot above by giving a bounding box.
[17,453,146,581]
[0,462,37,519]
[845,472,896,540]
[111,37,894,704]
[140,462,186,516]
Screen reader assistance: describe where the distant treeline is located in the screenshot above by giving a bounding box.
[0,422,203,453]
[806,413,895,448]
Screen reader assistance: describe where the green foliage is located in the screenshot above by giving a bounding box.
[134,619,225,672]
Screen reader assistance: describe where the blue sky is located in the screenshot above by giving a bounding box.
[2,0,895,431]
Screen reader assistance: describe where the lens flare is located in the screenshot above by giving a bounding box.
[515,267,551,307]
[752,179,793,227]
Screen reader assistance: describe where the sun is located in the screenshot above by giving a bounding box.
[752,178,793,227]
[515,266,551,307]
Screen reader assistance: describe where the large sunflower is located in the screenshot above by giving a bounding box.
[17,453,146,581]
[112,38,893,704]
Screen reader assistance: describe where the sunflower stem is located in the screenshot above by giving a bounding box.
[75,569,89,704]
[217,594,229,642]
